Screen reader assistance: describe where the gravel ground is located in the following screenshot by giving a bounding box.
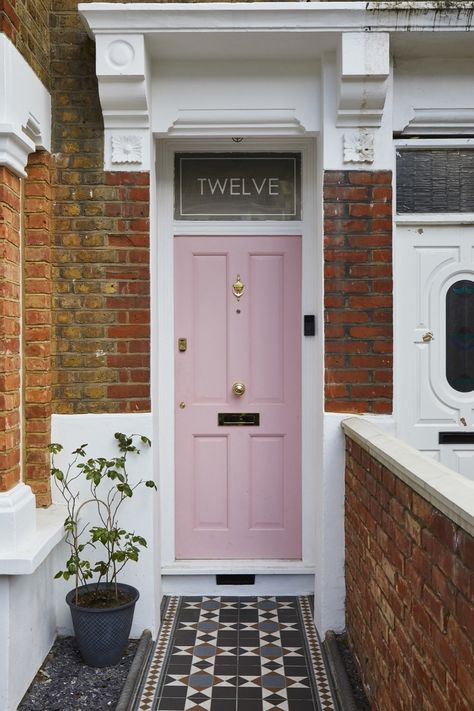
[18,637,139,711]
[18,623,369,711]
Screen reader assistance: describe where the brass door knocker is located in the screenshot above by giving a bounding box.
[232,275,245,300]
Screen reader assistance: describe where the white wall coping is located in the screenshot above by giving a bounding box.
[79,2,474,35]
[342,416,474,539]
[0,505,65,576]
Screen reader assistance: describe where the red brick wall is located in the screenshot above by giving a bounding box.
[51,4,151,414]
[1,0,50,88]
[0,167,21,492]
[24,152,53,507]
[0,157,53,502]
[345,434,474,711]
[0,0,19,42]
[0,3,53,503]
[324,171,393,414]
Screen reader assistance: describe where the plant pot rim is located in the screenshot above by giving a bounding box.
[66,582,139,613]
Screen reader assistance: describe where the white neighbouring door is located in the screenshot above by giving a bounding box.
[174,234,302,559]
[397,224,474,479]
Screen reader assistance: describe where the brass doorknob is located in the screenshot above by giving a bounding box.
[232,382,246,396]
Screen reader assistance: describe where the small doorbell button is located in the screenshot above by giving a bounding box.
[304,315,316,337]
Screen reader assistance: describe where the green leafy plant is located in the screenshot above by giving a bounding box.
[49,432,156,607]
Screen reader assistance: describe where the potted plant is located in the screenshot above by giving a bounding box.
[49,432,156,667]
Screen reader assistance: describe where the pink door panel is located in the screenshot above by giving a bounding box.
[175,235,301,559]
[250,255,284,402]
[193,436,229,530]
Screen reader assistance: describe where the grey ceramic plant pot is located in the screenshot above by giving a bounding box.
[66,582,139,667]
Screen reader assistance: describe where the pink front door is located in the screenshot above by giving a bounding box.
[174,235,302,559]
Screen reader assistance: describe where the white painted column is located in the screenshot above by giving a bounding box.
[314,38,394,634]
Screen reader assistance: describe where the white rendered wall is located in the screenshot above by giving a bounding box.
[152,58,321,136]
[51,413,160,638]
[315,414,396,634]
[0,554,57,711]
[393,58,474,135]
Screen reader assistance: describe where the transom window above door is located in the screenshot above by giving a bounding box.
[174,152,301,220]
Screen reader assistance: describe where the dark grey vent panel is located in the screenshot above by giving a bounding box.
[396,150,474,213]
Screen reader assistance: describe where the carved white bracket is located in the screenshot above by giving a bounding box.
[0,35,51,176]
[337,32,389,128]
[343,130,375,163]
[95,34,150,170]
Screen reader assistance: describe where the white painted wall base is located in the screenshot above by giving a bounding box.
[314,412,396,635]
[0,551,57,711]
[162,574,315,598]
[0,490,65,709]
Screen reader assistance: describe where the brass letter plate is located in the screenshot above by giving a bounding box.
[218,413,260,426]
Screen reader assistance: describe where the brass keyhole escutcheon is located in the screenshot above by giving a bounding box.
[232,382,246,396]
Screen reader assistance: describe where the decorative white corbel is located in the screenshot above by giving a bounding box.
[0,35,51,177]
[337,32,389,128]
[94,34,150,171]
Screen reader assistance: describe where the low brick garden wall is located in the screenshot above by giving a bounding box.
[342,418,474,711]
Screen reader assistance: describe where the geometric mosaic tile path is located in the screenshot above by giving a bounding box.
[135,596,337,711]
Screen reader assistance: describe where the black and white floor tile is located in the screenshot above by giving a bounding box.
[136,597,336,711]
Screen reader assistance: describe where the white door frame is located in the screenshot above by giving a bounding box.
[154,137,322,574]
